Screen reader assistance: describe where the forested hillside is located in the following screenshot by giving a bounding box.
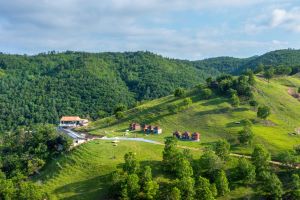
[1,49,300,131]
[0,51,218,131]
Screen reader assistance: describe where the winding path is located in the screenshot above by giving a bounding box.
[63,129,294,168]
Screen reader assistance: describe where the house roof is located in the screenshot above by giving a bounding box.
[60,116,81,121]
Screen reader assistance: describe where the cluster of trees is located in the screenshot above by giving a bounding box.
[110,152,159,200]
[0,125,71,199]
[203,72,255,108]
[110,137,300,199]
[168,97,193,114]
[254,63,300,82]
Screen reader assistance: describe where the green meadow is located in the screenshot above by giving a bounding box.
[86,75,300,157]
[36,75,300,199]
[36,140,257,199]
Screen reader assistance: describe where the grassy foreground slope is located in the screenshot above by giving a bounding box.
[36,140,165,199]
[87,75,300,156]
[36,140,254,200]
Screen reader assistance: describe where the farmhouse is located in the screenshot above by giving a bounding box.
[59,116,89,128]
[129,123,141,131]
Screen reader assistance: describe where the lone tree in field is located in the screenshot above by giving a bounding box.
[174,88,186,97]
[215,170,230,196]
[262,173,283,199]
[257,106,270,119]
[215,140,230,161]
[291,174,300,199]
[121,173,141,199]
[123,152,140,174]
[249,99,258,110]
[141,166,159,200]
[251,145,270,180]
[162,137,179,173]
[198,150,223,179]
[234,158,256,185]
[245,69,256,85]
[238,126,254,145]
[176,156,193,178]
[178,177,195,200]
[195,176,215,200]
[201,88,212,99]
[230,94,240,107]
[263,68,274,83]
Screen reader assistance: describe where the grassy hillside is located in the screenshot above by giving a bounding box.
[35,141,165,199]
[36,140,255,200]
[1,49,300,131]
[85,75,300,157]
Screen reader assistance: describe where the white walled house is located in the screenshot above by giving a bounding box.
[59,116,89,128]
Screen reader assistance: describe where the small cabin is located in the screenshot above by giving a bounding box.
[148,125,155,132]
[59,116,89,128]
[143,125,151,133]
[182,131,190,140]
[192,132,200,141]
[153,126,162,134]
[130,123,141,131]
[173,131,181,139]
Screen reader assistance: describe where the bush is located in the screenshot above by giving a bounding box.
[115,111,125,119]
[249,99,258,108]
[238,126,254,145]
[174,88,186,98]
[230,94,240,107]
[200,88,212,99]
[257,106,271,119]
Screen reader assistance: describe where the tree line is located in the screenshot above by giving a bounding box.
[109,138,300,200]
[0,125,72,199]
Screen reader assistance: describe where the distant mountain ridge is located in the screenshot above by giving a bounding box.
[0,49,299,131]
[193,49,300,74]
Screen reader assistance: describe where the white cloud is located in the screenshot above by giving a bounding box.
[270,8,300,32]
[0,0,297,59]
[246,6,300,34]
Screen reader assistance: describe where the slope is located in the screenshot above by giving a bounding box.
[86,75,300,157]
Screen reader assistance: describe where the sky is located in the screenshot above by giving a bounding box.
[0,0,300,60]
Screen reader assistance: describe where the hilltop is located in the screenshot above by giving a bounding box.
[1,49,300,131]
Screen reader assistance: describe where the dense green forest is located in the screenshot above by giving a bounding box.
[1,49,300,131]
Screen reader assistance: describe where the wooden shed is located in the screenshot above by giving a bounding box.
[182,131,190,140]
[130,123,141,131]
[192,132,200,141]
[173,131,181,139]
[153,126,162,134]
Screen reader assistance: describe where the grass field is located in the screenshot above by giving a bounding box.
[36,140,258,199]
[84,75,300,157]
[36,140,165,199]
[37,75,300,199]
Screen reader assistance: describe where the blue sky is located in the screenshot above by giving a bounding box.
[0,0,300,60]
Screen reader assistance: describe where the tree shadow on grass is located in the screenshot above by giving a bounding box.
[53,174,111,200]
[196,107,231,116]
[201,98,226,106]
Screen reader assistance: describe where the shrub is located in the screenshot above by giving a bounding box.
[174,88,186,97]
[257,106,271,119]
